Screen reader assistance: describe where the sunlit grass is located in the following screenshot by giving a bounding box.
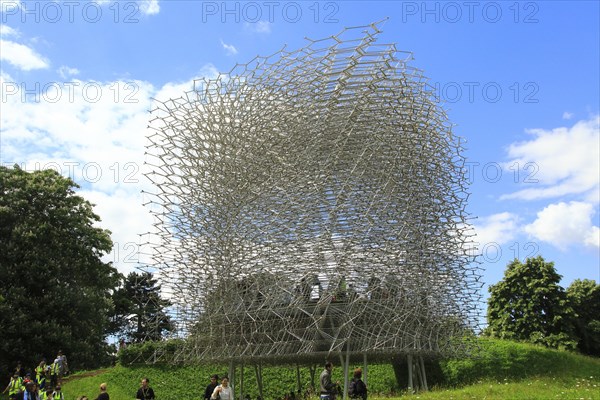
[3,339,599,400]
[404,375,599,400]
[60,375,600,400]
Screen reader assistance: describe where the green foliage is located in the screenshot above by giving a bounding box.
[441,337,577,386]
[486,256,575,350]
[61,364,205,400]
[44,338,600,400]
[109,271,174,342]
[426,338,600,399]
[403,376,600,400]
[0,166,119,376]
[117,339,401,395]
[566,279,600,356]
[117,339,185,365]
[59,363,398,400]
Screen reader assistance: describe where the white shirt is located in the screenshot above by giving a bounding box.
[212,385,233,400]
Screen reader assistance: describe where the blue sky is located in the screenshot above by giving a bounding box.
[1,1,599,311]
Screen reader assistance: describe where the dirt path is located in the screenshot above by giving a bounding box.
[62,369,110,384]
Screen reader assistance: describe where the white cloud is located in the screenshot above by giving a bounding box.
[0,69,13,82]
[245,21,272,34]
[152,64,218,104]
[138,0,159,15]
[0,39,49,70]
[0,24,18,37]
[57,65,80,79]
[1,67,217,274]
[198,64,219,80]
[501,116,600,203]
[221,39,238,56]
[255,21,272,33]
[585,226,600,248]
[80,188,154,272]
[524,201,600,250]
[473,212,520,247]
[562,111,574,120]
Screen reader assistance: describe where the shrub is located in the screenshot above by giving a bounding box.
[117,339,185,365]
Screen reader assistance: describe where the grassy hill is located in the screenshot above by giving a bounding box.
[4,338,599,400]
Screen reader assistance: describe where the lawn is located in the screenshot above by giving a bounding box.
[3,338,599,400]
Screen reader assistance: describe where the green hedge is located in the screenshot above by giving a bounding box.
[117,339,186,365]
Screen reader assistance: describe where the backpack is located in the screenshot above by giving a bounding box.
[355,380,366,395]
[349,379,366,398]
[348,380,358,397]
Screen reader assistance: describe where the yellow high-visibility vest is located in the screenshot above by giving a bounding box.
[36,365,46,381]
[8,376,22,395]
[51,362,60,375]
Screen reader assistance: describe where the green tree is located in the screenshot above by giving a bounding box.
[110,271,174,342]
[566,279,600,356]
[0,166,119,374]
[486,256,575,350]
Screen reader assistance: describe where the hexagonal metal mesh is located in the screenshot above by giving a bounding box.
[144,22,480,364]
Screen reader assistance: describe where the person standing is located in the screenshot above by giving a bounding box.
[16,381,39,400]
[95,383,109,400]
[319,362,339,400]
[49,359,60,389]
[14,361,26,378]
[23,373,33,388]
[33,383,41,400]
[211,377,233,400]
[56,351,68,378]
[135,377,155,400]
[348,368,367,400]
[52,385,64,400]
[204,374,219,400]
[35,361,47,390]
[3,372,23,400]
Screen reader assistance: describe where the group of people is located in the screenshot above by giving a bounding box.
[204,374,232,400]
[202,361,367,400]
[319,362,368,400]
[3,352,70,400]
[5,360,366,400]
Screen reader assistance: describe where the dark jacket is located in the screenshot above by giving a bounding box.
[349,378,367,400]
[136,387,155,400]
[205,383,218,400]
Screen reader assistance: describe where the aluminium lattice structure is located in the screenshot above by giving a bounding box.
[143,22,480,372]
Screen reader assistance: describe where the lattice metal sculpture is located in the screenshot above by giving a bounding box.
[144,22,480,367]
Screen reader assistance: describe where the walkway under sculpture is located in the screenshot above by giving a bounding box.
[144,21,481,394]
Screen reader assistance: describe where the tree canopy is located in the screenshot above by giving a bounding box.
[109,271,174,343]
[486,256,575,349]
[0,166,119,374]
[566,279,600,356]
